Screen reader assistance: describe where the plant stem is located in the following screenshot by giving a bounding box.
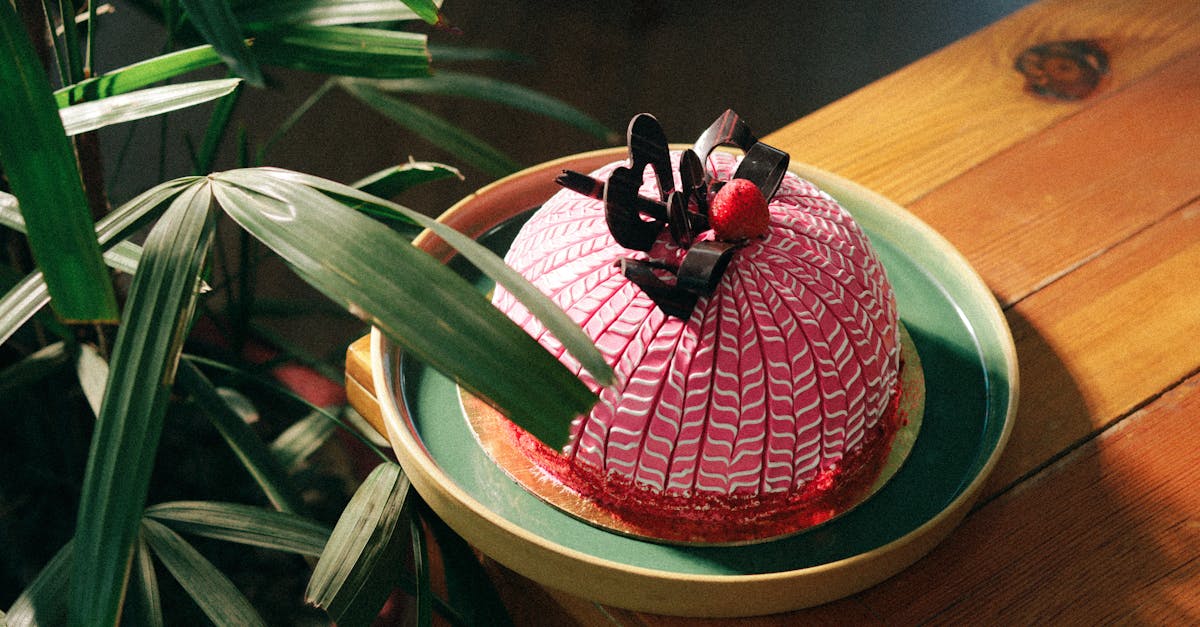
[182,354,392,462]
[256,78,337,165]
[75,131,111,220]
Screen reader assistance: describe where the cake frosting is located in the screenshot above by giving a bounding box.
[488,112,903,542]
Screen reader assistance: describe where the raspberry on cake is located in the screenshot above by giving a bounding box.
[483,111,907,544]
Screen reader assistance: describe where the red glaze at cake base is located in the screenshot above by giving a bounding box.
[511,374,904,543]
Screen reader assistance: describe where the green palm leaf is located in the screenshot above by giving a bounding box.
[340,79,519,176]
[70,183,217,625]
[54,44,225,107]
[0,190,14,215]
[184,353,390,457]
[352,160,464,201]
[0,341,71,397]
[370,70,616,142]
[251,24,431,79]
[237,0,436,27]
[5,540,72,626]
[306,463,411,626]
[210,169,596,448]
[0,190,145,276]
[0,0,117,323]
[53,0,85,83]
[145,501,331,556]
[257,168,614,389]
[59,78,242,136]
[99,241,146,276]
[94,177,206,243]
[0,178,198,345]
[398,0,442,25]
[410,513,433,627]
[176,359,307,513]
[125,535,165,627]
[0,273,52,348]
[178,0,264,87]
[270,409,337,470]
[74,344,109,416]
[141,518,267,626]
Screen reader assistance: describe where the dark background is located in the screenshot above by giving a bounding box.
[247,0,1034,203]
[101,1,1034,204]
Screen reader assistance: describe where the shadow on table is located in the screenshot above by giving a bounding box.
[833,307,1192,624]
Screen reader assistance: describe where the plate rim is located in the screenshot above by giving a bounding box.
[370,147,1019,615]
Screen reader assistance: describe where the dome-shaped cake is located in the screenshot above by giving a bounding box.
[488,112,905,543]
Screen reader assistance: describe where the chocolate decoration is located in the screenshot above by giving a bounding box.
[559,169,667,222]
[555,169,604,200]
[555,110,790,319]
[678,149,709,216]
[666,191,695,248]
[627,114,675,199]
[733,142,790,200]
[619,241,739,320]
[618,259,699,320]
[693,109,758,179]
[605,165,663,251]
[666,149,713,248]
[676,241,738,294]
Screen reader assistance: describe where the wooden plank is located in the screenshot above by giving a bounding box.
[987,198,1200,493]
[853,373,1200,624]
[488,552,881,626]
[344,333,389,438]
[632,602,882,627]
[482,558,609,626]
[908,48,1200,306]
[764,0,1200,207]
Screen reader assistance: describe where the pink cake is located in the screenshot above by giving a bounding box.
[489,112,903,542]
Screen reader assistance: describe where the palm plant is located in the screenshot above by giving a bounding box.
[0,1,612,624]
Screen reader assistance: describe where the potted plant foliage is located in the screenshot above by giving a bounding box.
[0,1,612,624]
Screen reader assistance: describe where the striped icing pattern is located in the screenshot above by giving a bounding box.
[492,151,900,498]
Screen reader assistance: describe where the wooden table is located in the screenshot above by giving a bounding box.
[347,0,1200,622]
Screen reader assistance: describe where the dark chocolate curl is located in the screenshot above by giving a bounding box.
[693,109,758,180]
[627,114,674,200]
[619,259,698,319]
[605,166,663,251]
[666,191,694,248]
[559,169,668,222]
[677,149,709,216]
[732,141,790,200]
[555,169,604,200]
[676,241,739,294]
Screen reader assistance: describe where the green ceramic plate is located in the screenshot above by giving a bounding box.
[371,152,1018,617]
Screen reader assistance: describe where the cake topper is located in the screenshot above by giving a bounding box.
[555,110,790,318]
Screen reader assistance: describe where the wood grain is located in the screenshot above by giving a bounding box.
[851,372,1200,624]
[908,48,1200,306]
[989,198,1200,494]
[345,334,387,437]
[764,0,1200,207]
